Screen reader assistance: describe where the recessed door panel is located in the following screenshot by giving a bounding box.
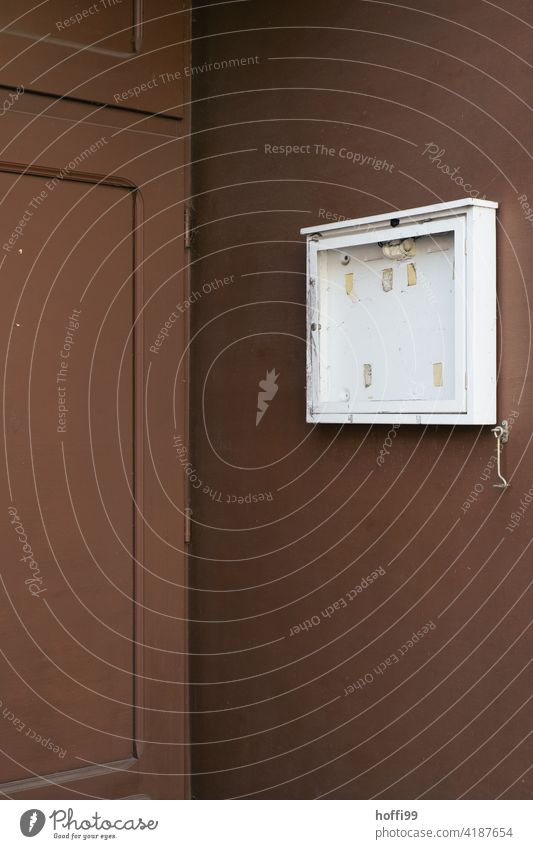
[0,173,136,784]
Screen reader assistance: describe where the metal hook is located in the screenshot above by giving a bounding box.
[491,420,509,489]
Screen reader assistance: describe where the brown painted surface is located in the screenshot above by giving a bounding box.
[1,175,135,785]
[0,3,190,797]
[0,1,185,116]
[190,0,533,798]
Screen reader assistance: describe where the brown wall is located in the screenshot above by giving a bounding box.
[189,0,533,799]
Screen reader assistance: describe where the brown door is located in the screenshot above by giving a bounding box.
[0,4,189,800]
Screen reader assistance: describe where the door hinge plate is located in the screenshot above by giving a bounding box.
[184,507,192,544]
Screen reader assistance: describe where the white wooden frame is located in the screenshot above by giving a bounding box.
[303,199,498,425]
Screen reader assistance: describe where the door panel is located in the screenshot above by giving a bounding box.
[1,176,135,785]
[0,1,185,117]
[0,90,188,799]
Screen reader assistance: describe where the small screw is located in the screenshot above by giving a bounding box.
[311,323,317,331]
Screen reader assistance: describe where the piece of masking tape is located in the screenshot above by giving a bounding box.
[433,362,443,387]
[345,272,354,296]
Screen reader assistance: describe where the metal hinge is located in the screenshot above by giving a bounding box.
[184,206,194,249]
[184,507,192,544]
